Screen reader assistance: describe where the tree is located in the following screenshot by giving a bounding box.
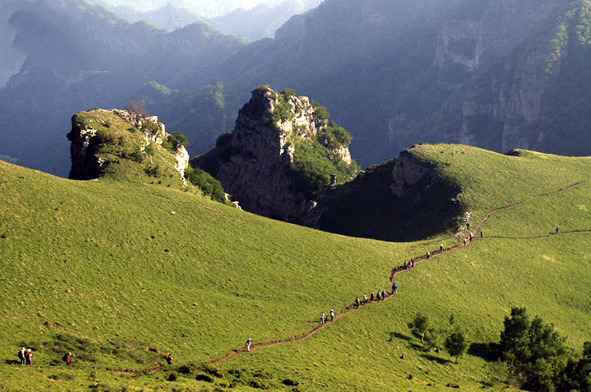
[500,307,530,365]
[445,330,468,363]
[499,307,571,392]
[125,100,148,117]
[168,132,189,152]
[408,313,429,343]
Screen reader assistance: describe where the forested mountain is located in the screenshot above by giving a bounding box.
[1,0,590,176]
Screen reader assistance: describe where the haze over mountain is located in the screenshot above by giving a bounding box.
[0,1,26,88]
[0,0,590,177]
[87,0,291,17]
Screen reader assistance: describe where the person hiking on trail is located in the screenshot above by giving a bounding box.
[363,294,368,304]
[370,292,375,301]
[469,232,473,241]
[409,259,414,268]
[392,282,398,295]
[18,347,26,365]
[355,296,360,308]
[555,227,559,234]
[381,289,386,299]
[467,223,470,230]
[463,238,467,246]
[376,291,381,301]
[330,309,335,322]
[166,353,173,364]
[320,312,326,324]
[440,244,444,252]
[480,230,484,238]
[426,251,430,259]
[63,352,72,366]
[24,348,32,365]
[246,338,252,352]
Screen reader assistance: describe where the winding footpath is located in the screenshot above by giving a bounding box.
[207,179,591,365]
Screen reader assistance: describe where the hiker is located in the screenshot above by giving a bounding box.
[18,347,26,365]
[467,223,470,230]
[320,312,326,324]
[409,259,414,268]
[363,294,368,304]
[370,292,375,301]
[25,349,32,365]
[355,296,360,308]
[245,338,252,352]
[440,244,444,252]
[469,232,473,241]
[392,283,398,295]
[376,291,381,301]
[166,353,173,364]
[555,227,559,234]
[463,238,467,246]
[63,352,72,366]
[426,251,430,259]
[381,289,386,299]
[480,230,483,238]
[330,309,335,322]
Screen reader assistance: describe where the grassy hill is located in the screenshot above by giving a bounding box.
[0,144,590,391]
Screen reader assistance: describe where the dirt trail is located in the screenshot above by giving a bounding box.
[207,179,590,365]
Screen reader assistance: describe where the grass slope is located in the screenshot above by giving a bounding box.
[0,144,590,391]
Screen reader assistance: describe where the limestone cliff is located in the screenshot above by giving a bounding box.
[430,0,589,153]
[193,86,357,224]
[67,108,189,188]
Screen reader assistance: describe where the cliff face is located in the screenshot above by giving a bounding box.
[438,0,590,153]
[193,86,357,224]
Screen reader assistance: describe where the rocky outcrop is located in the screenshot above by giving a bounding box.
[317,147,462,241]
[67,120,105,180]
[67,109,189,182]
[193,86,356,224]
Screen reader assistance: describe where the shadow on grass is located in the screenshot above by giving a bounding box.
[420,353,452,365]
[468,342,501,362]
[388,332,413,342]
[4,359,20,365]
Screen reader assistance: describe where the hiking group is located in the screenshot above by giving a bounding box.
[17,347,33,366]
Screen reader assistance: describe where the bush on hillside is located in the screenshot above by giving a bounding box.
[444,329,469,363]
[185,166,227,203]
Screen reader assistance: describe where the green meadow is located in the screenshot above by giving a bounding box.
[0,143,589,391]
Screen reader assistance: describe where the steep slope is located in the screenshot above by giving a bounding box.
[0,144,589,391]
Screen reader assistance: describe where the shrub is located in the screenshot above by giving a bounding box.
[185,166,227,203]
[144,122,160,134]
[312,104,330,122]
[168,132,189,151]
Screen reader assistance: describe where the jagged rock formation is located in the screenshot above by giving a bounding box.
[67,108,188,184]
[193,86,357,224]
